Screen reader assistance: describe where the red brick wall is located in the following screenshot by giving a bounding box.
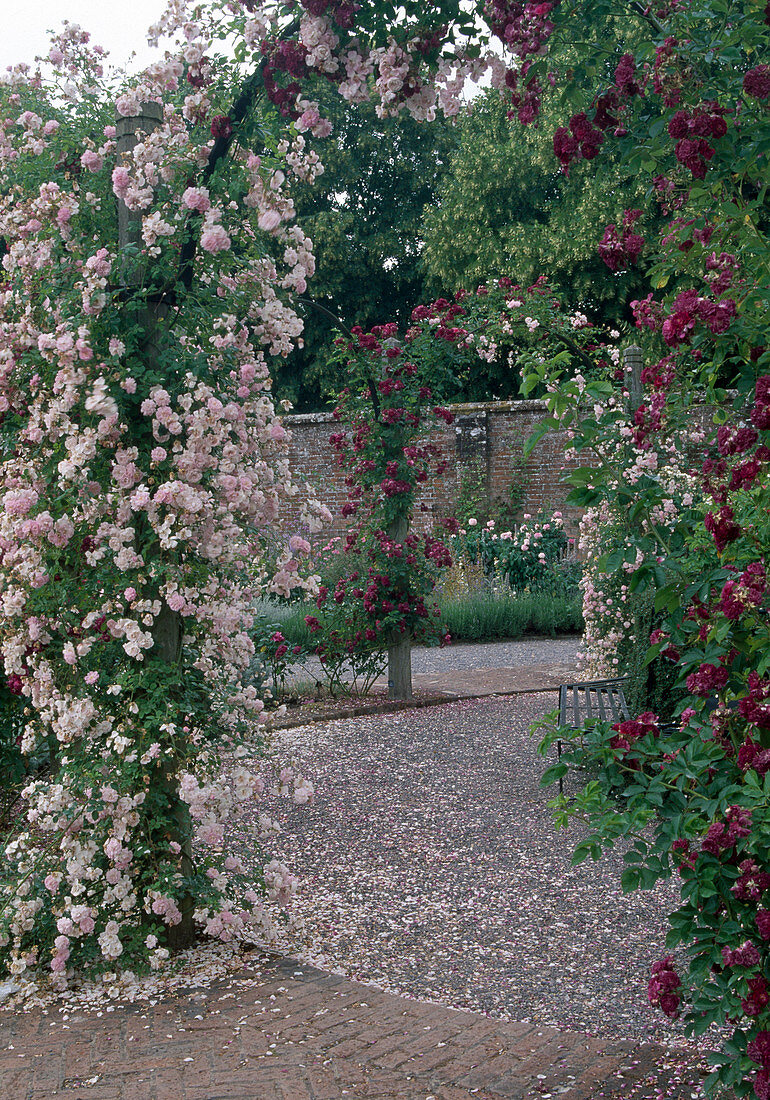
[281,400,593,539]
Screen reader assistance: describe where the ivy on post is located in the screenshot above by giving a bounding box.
[386,515,412,700]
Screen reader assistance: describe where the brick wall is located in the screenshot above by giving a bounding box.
[282,400,594,538]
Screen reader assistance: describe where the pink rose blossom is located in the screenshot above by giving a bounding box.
[200,225,231,253]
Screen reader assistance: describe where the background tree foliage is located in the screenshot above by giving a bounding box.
[274,87,457,410]
[278,11,663,410]
[421,87,652,327]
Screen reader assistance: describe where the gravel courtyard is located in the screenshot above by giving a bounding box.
[239,692,716,1059]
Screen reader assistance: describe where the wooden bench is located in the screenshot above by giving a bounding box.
[554,677,631,793]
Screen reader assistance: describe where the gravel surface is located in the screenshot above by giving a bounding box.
[287,635,582,687]
[242,694,719,1058]
[407,636,581,672]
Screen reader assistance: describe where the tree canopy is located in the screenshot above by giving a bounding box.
[275,87,456,409]
[421,88,653,326]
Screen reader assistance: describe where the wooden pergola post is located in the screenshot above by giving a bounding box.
[387,514,413,701]
[115,103,195,950]
[624,343,643,415]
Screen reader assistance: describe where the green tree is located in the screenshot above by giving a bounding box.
[275,88,457,410]
[421,89,651,326]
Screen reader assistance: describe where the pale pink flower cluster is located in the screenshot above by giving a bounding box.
[299,15,340,75]
[0,11,335,989]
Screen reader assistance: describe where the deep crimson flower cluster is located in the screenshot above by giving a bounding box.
[380,477,412,497]
[649,627,680,662]
[719,562,766,622]
[717,424,759,457]
[748,1031,770,1100]
[661,288,736,346]
[731,860,770,903]
[670,838,697,873]
[704,505,741,552]
[640,356,675,391]
[686,661,730,696]
[261,39,310,117]
[738,739,770,778]
[504,68,543,125]
[722,940,762,968]
[485,0,560,61]
[299,0,359,27]
[630,391,666,448]
[648,955,681,1017]
[744,65,770,100]
[187,56,213,88]
[668,102,728,177]
[210,115,233,140]
[5,674,23,695]
[553,111,603,168]
[705,250,739,295]
[410,298,467,332]
[744,977,770,1018]
[752,377,770,431]
[701,456,729,503]
[609,710,659,754]
[553,53,641,169]
[597,209,645,271]
[739,672,770,732]
[631,293,664,332]
[730,454,766,491]
[701,806,753,856]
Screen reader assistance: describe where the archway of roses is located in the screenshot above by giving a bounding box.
[0,3,769,1095]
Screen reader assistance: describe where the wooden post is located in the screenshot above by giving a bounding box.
[116,103,195,951]
[387,514,413,701]
[624,344,643,415]
[115,104,163,284]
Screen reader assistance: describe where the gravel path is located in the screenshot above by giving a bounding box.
[241,693,716,1058]
[288,635,582,687]
[409,635,581,672]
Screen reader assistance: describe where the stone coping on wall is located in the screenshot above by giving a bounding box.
[284,397,550,427]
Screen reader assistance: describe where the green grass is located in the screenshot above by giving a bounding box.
[253,591,583,647]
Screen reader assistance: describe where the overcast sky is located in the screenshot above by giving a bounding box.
[0,0,167,73]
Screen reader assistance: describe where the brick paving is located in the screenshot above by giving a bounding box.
[2,952,680,1100]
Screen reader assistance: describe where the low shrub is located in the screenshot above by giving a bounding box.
[435,590,583,642]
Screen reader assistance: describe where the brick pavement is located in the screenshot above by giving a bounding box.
[1,951,695,1100]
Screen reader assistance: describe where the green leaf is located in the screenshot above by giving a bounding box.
[540,762,568,786]
[524,419,559,456]
[621,867,641,892]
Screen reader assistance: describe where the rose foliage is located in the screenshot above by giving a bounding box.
[322,322,457,658]
[489,5,770,1097]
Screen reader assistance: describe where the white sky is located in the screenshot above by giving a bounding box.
[0,0,167,73]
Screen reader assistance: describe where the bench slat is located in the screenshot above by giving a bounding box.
[558,678,630,730]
